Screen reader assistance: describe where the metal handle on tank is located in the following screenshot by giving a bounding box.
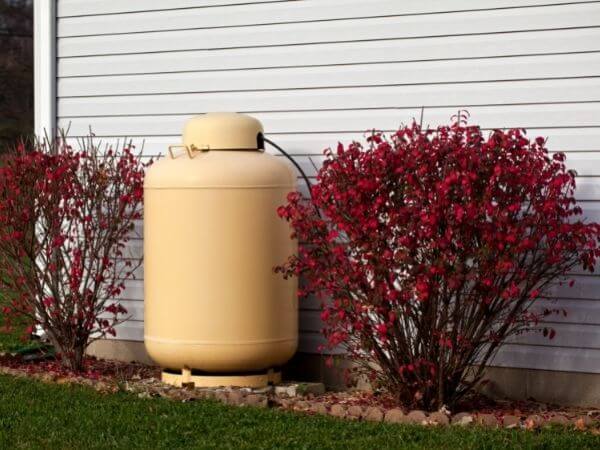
[168,145,196,159]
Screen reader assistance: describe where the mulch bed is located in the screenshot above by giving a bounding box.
[0,352,598,432]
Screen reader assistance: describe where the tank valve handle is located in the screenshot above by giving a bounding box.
[168,145,198,159]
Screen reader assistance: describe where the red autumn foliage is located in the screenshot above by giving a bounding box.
[0,136,151,371]
[277,115,600,410]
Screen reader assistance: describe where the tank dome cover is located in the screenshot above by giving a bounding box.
[183,112,264,151]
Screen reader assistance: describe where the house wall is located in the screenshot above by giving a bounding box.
[45,0,600,382]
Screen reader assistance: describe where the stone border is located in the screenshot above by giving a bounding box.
[1,366,598,432]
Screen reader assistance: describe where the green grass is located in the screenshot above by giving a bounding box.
[0,375,598,449]
[0,301,27,353]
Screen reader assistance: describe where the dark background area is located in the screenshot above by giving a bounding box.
[0,0,33,150]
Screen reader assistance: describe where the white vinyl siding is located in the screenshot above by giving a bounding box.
[52,0,600,373]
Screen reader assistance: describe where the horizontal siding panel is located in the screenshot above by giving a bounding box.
[57,78,600,117]
[422,103,600,129]
[121,280,143,300]
[110,321,143,341]
[57,4,600,57]
[58,109,423,136]
[57,104,600,137]
[101,300,144,321]
[298,331,343,355]
[492,344,600,372]
[58,53,600,97]
[58,28,600,77]
[57,0,288,17]
[112,315,600,362]
[298,311,600,348]
[62,129,600,157]
[57,0,600,18]
[547,276,600,300]
[557,152,600,176]
[57,1,600,34]
[572,177,600,200]
[534,298,600,325]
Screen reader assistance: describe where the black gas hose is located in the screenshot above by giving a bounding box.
[264,136,313,199]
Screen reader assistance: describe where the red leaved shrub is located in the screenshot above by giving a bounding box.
[277,116,600,409]
[0,136,150,371]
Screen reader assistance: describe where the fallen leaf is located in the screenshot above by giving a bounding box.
[574,418,586,431]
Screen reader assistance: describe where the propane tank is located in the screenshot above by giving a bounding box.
[143,113,298,387]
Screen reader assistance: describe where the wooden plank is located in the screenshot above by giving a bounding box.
[57,4,600,57]
[57,77,600,117]
[57,28,600,77]
[58,53,600,97]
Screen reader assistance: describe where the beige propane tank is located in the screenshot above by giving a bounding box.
[143,113,298,388]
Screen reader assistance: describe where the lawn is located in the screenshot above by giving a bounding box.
[0,312,25,353]
[0,375,598,450]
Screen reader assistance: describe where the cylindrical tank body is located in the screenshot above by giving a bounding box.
[144,113,298,373]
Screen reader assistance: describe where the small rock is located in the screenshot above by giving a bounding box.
[476,414,498,428]
[547,414,570,426]
[94,381,110,392]
[503,415,521,429]
[573,415,594,430]
[330,404,346,418]
[227,390,245,405]
[428,411,449,426]
[310,402,328,415]
[363,407,384,422]
[251,386,274,395]
[452,412,474,426]
[407,410,428,425]
[245,394,268,408]
[525,415,543,430]
[274,382,325,397]
[215,391,228,403]
[198,390,216,400]
[294,400,310,410]
[384,408,405,424]
[347,405,363,419]
[39,373,57,383]
[273,397,292,408]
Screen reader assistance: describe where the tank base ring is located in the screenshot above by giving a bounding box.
[161,368,282,388]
